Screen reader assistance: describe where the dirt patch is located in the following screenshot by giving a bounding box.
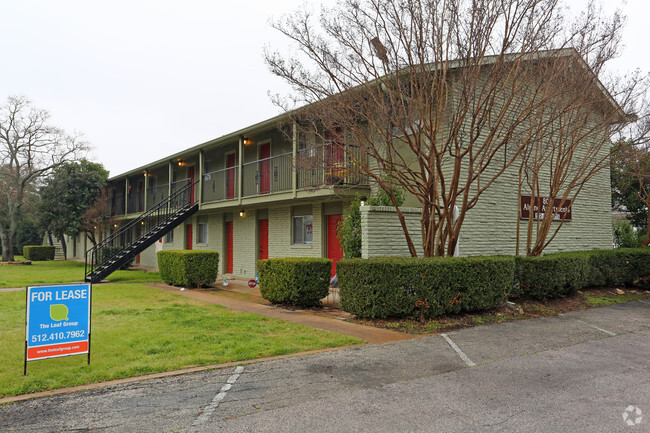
[0,260,31,266]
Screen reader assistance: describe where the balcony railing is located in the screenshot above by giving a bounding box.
[112,193,125,216]
[127,191,144,214]
[147,183,169,209]
[108,145,368,215]
[170,178,193,206]
[297,144,367,188]
[242,152,292,197]
[203,167,238,202]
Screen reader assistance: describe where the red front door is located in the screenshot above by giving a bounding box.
[186,224,193,250]
[259,142,270,194]
[188,166,195,203]
[327,214,343,277]
[226,153,236,199]
[259,219,269,260]
[226,221,233,273]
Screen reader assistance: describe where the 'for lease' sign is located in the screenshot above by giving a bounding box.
[25,284,91,362]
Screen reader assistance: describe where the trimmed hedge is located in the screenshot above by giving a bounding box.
[157,250,220,288]
[338,256,515,319]
[337,248,650,318]
[514,253,590,300]
[258,258,331,307]
[586,248,650,287]
[23,245,55,261]
[515,248,650,300]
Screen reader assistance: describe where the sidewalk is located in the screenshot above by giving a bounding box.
[145,282,413,345]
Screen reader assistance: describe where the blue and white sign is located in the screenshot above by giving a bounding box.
[25,284,91,361]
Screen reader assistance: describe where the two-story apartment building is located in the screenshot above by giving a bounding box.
[72,113,370,279]
[72,49,625,282]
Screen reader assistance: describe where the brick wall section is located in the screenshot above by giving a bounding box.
[361,206,424,258]
[233,210,257,277]
[268,203,323,259]
[361,169,612,258]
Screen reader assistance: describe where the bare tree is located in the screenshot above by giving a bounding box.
[0,96,88,261]
[82,187,116,247]
[266,0,643,257]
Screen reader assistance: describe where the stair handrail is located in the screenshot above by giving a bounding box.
[85,179,198,279]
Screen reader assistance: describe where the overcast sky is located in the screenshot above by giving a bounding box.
[2,0,648,177]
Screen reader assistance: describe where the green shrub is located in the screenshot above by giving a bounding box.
[612,221,644,248]
[586,248,650,287]
[513,248,650,299]
[337,256,514,319]
[157,250,220,288]
[338,196,362,259]
[258,258,331,307]
[514,253,589,300]
[22,245,55,261]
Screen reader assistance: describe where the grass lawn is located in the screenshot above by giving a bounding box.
[0,260,162,288]
[0,284,361,398]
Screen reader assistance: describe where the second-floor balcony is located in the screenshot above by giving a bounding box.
[108,143,368,216]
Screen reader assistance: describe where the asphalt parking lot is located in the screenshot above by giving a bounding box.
[1,300,648,432]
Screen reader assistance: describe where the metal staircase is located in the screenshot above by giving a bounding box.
[84,180,199,283]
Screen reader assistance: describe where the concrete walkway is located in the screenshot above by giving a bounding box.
[146,282,413,345]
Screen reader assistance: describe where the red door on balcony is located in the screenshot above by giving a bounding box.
[226,153,236,199]
[186,224,193,250]
[226,221,233,273]
[327,214,343,278]
[259,142,270,194]
[259,219,269,261]
[188,166,195,203]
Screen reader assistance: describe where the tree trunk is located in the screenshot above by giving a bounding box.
[47,231,54,246]
[0,211,19,261]
[60,235,67,260]
[0,231,12,262]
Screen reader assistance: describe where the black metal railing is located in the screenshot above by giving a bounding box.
[112,193,125,216]
[202,167,238,202]
[127,190,144,214]
[297,144,367,188]
[85,179,197,280]
[147,183,169,209]
[242,152,292,196]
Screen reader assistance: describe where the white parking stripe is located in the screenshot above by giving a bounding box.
[193,366,245,426]
[441,333,476,367]
[573,319,616,336]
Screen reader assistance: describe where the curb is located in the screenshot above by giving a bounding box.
[0,345,363,406]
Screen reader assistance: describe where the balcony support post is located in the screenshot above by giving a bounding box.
[238,136,243,205]
[292,121,298,198]
[143,170,149,211]
[124,178,129,216]
[168,161,173,214]
[198,150,204,208]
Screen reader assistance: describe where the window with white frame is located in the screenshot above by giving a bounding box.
[165,229,174,244]
[197,220,208,244]
[292,215,313,244]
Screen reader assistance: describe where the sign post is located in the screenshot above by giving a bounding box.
[25,283,92,375]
